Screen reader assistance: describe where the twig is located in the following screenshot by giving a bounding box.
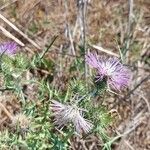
[80,0,87,49]
[124,74,150,100]
[126,0,134,50]
[78,0,88,79]
[0,25,25,46]
[0,116,7,125]
[124,140,135,150]
[91,44,119,57]
[64,0,76,56]
[0,13,41,49]
[124,0,134,57]
[0,0,18,10]
[0,102,13,120]
[116,110,144,150]
[141,95,150,113]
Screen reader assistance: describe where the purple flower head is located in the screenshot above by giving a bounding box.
[0,41,18,55]
[50,100,93,134]
[85,52,131,91]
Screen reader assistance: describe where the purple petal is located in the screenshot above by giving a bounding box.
[85,52,100,68]
[85,52,131,91]
[0,41,18,55]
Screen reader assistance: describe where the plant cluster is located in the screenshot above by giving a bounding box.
[0,41,131,150]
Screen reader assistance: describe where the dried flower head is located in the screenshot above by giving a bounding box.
[11,113,30,131]
[50,100,93,134]
[0,41,18,55]
[86,52,131,91]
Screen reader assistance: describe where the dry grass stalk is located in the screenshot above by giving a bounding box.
[91,44,119,57]
[0,25,25,46]
[0,102,13,120]
[0,13,41,49]
[0,0,18,10]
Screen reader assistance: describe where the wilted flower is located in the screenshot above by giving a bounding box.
[11,113,30,131]
[0,41,18,55]
[50,100,93,134]
[73,110,93,134]
[86,52,131,91]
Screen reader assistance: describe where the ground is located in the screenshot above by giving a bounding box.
[0,0,149,150]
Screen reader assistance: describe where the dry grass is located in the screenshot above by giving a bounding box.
[0,0,149,149]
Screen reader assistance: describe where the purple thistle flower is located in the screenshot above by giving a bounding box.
[0,41,18,55]
[73,111,93,134]
[50,100,93,134]
[85,52,131,91]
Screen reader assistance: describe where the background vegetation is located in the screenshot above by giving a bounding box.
[0,0,149,150]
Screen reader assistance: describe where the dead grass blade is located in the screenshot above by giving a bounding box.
[0,102,12,120]
[0,13,41,49]
[0,0,18,10]
[0,26,25,46]
[91,44,119,57]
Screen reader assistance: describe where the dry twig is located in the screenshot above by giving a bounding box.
[0,13,41,49]
[0,102,12,120]
[0,25,25,46]
[91,44,119,57]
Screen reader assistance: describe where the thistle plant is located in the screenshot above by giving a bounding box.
[0,40,131,150]
[0,41,18,55]
[50,100,93,134]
